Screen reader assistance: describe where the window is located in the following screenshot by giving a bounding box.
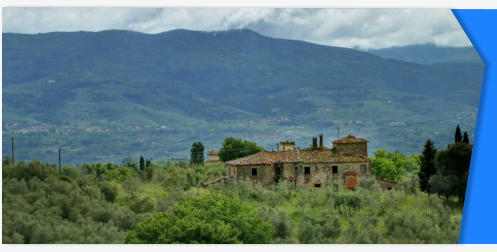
[252,168,257,176]
[304,167,310,175]
[314,183,321,188]
[361,165,367,174]
[332,166,338,174]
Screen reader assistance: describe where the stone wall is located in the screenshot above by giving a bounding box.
[333,142,368,157]
[208,153,220,161]
[230,164,274,186]
[229,161,370,189]
[279,143,296,151]
[376,177,397,191]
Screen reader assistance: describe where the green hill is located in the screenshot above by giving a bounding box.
[2,29,484,164]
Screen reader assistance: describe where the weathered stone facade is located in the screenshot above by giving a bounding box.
[375,177,397,191]
[205,150,222,165]
[278,141,296,151]
[226,135,374,189]
[333,135,368,158]
[228,160,370,189]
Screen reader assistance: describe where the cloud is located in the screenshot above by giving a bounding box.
[2,8,471,49]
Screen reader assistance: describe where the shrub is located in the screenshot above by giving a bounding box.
[126,192,274,243]
[99,182,118,202]
[129,196,155,214]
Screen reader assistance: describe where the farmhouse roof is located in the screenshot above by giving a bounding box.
[333,135,368,144]
[226,149,367,166]
[209,150,219,155]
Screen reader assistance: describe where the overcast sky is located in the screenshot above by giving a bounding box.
[2,8,471,49]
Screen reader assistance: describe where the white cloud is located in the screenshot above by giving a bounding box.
[2,8,472,49]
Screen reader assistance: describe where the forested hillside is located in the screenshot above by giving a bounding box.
[2,29,483,164]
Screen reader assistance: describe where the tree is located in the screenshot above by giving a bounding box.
[372,149,389,159]
[455,125,462,143]
[190,142,205,165]
[430,142,472,203]
[125,192,274,243]
[218,137,264,162]
[372,157,403,181]
[100,182,118,202]
[419,139,437,193]
[371,149,404,181]
[139,156,145,171]
[462,132,470,144]
[404,154,420,173]
[397,173,420,196]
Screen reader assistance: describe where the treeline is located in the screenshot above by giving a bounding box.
[419,125,472,203]
[189,137,264,164]
[371,125,472,205]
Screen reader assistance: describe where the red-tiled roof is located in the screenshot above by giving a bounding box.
[202,175,232,186]
[375,177,397,183]
[333,135,368,144]
[209,150,219,155]
[226,149,367,166]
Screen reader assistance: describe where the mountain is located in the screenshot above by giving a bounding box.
[366,44,482,65]
[2,29,484,165]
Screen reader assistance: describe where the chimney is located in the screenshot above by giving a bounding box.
[312,137,318,149]
[319,134,323,147]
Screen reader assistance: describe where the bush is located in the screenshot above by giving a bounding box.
[397,173,419,195]
[258,207,293,241]
[297,209,341,243]
[99,182,118,202]
[358,176,381,192]
[126,192,274,243]
[129,196,155,214]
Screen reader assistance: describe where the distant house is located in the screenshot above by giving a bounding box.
[226,135,386,189]
[205,149,222,165]
[277,140,296,151]
[376,177,397,191]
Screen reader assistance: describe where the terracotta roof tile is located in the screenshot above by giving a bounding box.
[226,149,367,166]
[375,177,397,183]
[333,135,368,144]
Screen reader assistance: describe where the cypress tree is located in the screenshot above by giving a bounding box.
[419,139,437,193]
[139,156,145,171]
[190,142,205,165]
[462,131,470,144]
[455,125,462,143]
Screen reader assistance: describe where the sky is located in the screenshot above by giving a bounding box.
[2,8,472,49]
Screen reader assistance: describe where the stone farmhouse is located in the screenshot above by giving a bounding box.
[205,150,222,165]
[226,134,383,190]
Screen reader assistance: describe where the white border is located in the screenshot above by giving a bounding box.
[2,0,497,251]
[0,0,496,8]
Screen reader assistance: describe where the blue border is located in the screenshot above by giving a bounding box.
[452,10,497,244]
